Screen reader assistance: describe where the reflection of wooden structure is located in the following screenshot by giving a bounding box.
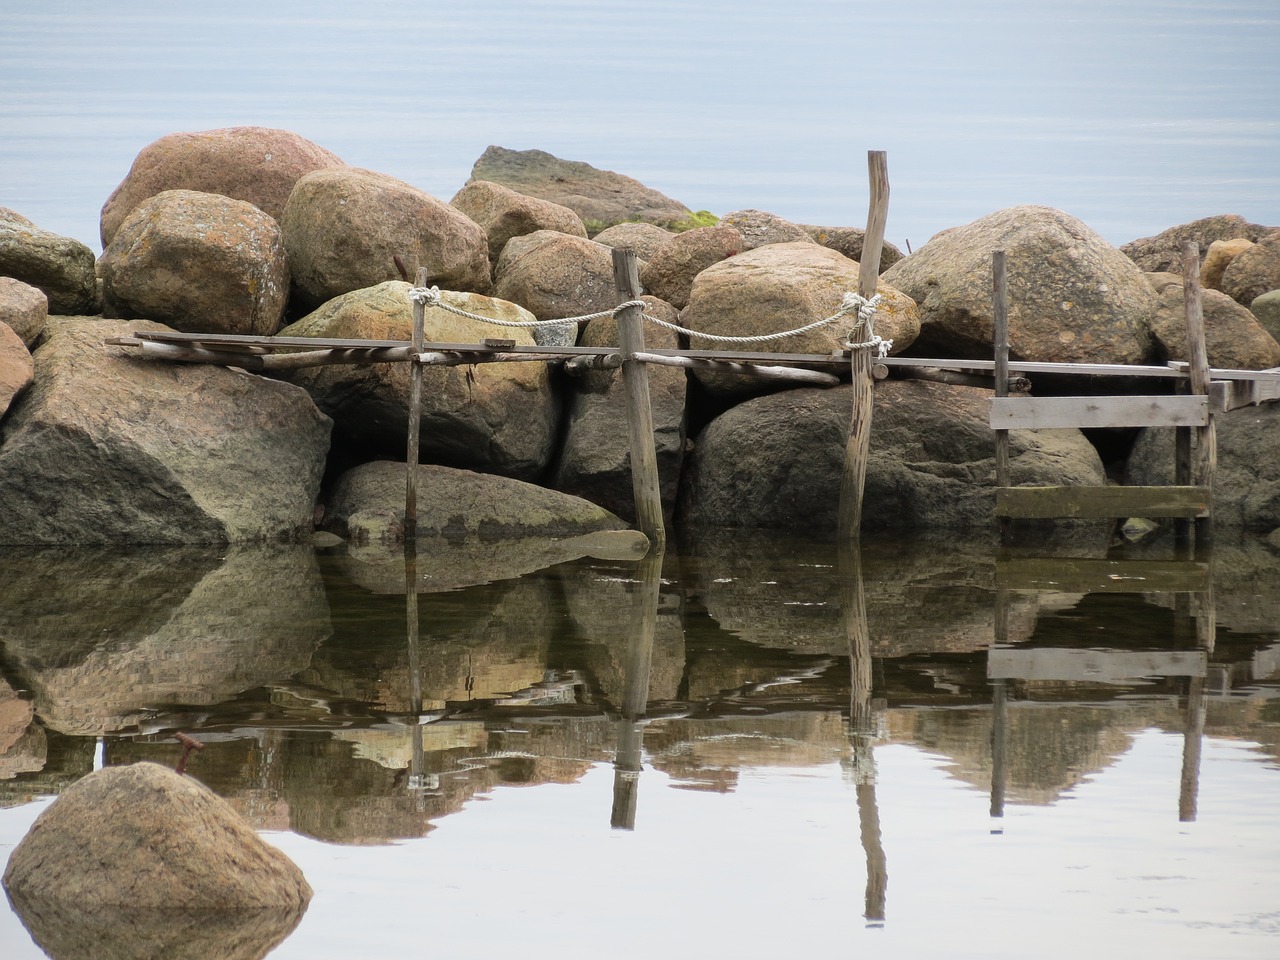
[610,549,663,830]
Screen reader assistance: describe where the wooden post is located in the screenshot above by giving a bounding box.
[838,150,890,541]
[610,547,663,830]
[992,251,1012,543]
[1181,243,1215,547]
[405,267,429,543]
[613,247,666,550]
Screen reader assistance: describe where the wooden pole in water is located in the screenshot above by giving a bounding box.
[838,150,890,541]
[1180,243,1215,548]
[613,247,667,551]
[405,268,429,543]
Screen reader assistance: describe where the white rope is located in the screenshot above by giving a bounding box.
[407,285,888,350]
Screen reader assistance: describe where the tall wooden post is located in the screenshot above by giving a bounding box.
[405,267,429,543]
[992,251,1012,544]
[1180,243,1215,547]
[838,151,890,541]
[613,247,666,551]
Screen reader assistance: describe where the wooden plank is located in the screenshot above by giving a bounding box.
[988,648,1207,682]
[631,351,839,385]
[989,395,1208,429]
[995,485,1210,519]
[1213,378,1280,411]
[996,557,1210,593]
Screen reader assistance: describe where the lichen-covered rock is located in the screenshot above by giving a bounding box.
[679,380,1105,531]
[0,275,48,347]
[1120,214,1273,274]
[553,296,687,521]
[450,179,586,267]
[469,145,692,232]
[493,229,617,329]
[282,167,491,308]
[0,320,33,417]
[324,459,628,543]
[0,207,98,314]
[800,224,906,272]
[1220,230,1280,307]
[884,205,1155,364]
[718,209,815,250]
[100,126,343,246]
[680,241,920,398]
[3,762,312,910]
[100,190,289,336]
[592,221,675,261]
[639,225,743,309]
[0,317,331,545]
[1146,272,1280,369]
[1251,289,1280,343]
[280,281,558,480]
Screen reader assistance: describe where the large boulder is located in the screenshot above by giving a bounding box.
[679,380,1105,531]
[282,167,491,309]
[100,190,289,336]
[679,241,920,398]
[592,222,675,261]
[1251,290,1280,342]
[639,225,743,310]
[450,179,587,266]
[0,275,48,347]
[1200,238,1254,291]
[323,459,628,543]
[469,145,693,233]
[1121,214,1273,274]
[100,126,343,247]
[280,281,558,480]
[3,762,312,909]
[717,209,815,250]
[1146,273,1280,369]
[0,317,331,544]
[884,205,1155,364]
[553,296,687,521]
[0,320,33,417]
[1127,403,1280,530]
[1220,230,1280,307]
[0,207,98,314]
[492,229,617,333]
[800,224,905,272]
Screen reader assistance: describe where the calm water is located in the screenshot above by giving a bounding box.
[1,1,1278,253]
[1,530,1278,958]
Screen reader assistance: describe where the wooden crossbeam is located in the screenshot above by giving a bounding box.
[989,395,1208,429]
[988,648,1207,682]
[996,557,1210,593]
[995,485,1210,519]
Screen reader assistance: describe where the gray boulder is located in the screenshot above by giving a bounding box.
[680,241,920,398]
[1221,230,1280,306]
[1251,289,1280,343]
[280,281,558,480]
[884,205,1155,364]
[800,224,906,272]
[3,762,312,910]
[0,320,33,417]
[1126,403,1280,530]
[639,225,743,309]
[450,179,586,267]
[1146,272,1280,369]
[0,275,48,347]
[553,296,687,521]
[0,317,331,544]
[0,207,98,314]
[324,459,629,544]
[679,379,1105,531]
[592,222,675,261]
[282,167,491,309]
[100,190,289,336]
[469,145,693,233]
[493,229,617,329]
[1121,214,1273,274]
[100,125,343,247]
[717,209,815,250]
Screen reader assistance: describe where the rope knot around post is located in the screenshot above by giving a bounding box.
[407,285,443,307]
[841,292,891,358]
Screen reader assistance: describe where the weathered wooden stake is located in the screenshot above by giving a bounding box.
[992,250,1012,544]
[613,247,666,550]
[1180,243,1216,547]
[838,150,890,541]
[405,267,429,543]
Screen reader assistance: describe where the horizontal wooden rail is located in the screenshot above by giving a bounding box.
[988,648,1207,682]
[995,485,1210,519]
[990,395,1208,430]
[995,557,1210,593]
